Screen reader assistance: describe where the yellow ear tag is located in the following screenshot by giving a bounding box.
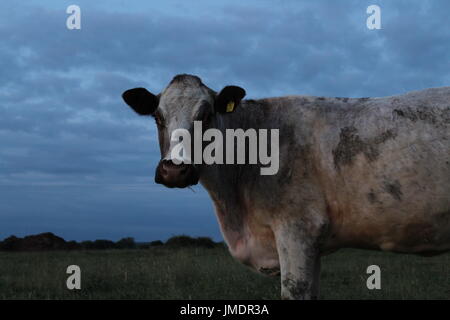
[226,101,235,112]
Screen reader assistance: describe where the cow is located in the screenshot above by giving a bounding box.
[122,74,450,299]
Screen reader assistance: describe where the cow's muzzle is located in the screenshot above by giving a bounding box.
[155,159,199,188]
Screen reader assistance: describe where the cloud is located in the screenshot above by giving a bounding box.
[0,0,448,240]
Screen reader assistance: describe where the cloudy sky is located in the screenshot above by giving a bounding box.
[0,0,448,242]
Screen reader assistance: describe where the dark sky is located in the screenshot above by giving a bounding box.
[0,0,448,241]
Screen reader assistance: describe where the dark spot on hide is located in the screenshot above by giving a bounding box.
[393,106,450,126]
[367,190,378,204]
[382,180,403,201]
[332,127,397,170]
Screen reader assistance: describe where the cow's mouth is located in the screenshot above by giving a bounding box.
[154,160,199,188]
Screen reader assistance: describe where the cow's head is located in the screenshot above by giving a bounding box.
[122,74,246,188]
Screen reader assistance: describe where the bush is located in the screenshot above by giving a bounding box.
[149,240,164,247]
[165,235,197,247]
[80,240,95,250]
[0,235,22,251]
[165,235,217,248]
[92,239,116,250]
[66,241,82,250]
[195,237,216,248]
[116,237,136,249]
[0,233,68,251]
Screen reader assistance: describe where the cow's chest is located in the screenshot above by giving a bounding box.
[214,207,280,275]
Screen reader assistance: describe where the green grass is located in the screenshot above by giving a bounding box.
[0,247,448,299]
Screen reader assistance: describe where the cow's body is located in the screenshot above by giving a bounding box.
[123,75,450,299]
[200,86,450,297]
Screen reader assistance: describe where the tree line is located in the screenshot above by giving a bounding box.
[0,232,221,251]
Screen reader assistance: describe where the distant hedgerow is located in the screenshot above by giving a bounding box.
[165,235,217,248]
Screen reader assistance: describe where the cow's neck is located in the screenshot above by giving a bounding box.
[198,99,278,249]
[199,99,267,212]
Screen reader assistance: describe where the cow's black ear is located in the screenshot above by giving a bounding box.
[215,86,246,114]
[122,88,158,116]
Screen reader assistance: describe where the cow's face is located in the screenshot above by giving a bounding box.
[122,74,245,188]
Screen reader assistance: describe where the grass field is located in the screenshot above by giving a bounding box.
[0,246,448,299]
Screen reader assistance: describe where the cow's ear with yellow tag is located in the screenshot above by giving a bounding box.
[215,85,246,114]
